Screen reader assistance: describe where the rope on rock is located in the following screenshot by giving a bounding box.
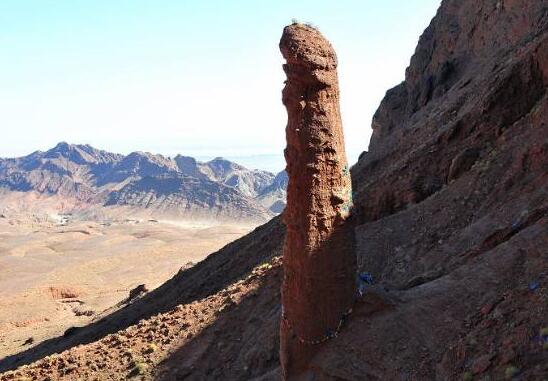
[281,305,354,345]
[281,272,373,345]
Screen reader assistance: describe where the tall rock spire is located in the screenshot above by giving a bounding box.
[279,23,356,379]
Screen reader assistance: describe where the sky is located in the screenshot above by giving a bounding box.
[0,0,440,172]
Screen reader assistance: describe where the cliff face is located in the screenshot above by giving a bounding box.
[279,24,355,379]
[370,0,547,148]
[353,0,547,221]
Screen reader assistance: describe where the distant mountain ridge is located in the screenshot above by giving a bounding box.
[0,142,287,222]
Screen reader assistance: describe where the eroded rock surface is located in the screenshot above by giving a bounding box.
[279,24,355,380]
[353,0,548,222]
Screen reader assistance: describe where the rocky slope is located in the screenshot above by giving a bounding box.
[0,143,287,222]
[257,170,288,214]
[0,0,546,380]
[105,174,271,221]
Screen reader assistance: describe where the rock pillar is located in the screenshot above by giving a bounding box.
[279,23,356,380]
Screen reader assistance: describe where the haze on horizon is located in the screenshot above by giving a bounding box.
[1,0,440,171]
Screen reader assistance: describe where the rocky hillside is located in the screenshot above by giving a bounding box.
[0,143,287,222]
[0,0,546,380]
[256,170,288,214]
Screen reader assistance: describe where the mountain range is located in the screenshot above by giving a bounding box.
[0,142,287,222]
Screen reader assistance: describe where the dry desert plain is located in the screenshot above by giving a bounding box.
[0,195,254,360]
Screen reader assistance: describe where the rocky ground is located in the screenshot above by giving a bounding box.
[0,258,282,381]
[0,208,253,363]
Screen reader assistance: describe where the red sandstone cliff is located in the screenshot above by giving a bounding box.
[279,24,355,380]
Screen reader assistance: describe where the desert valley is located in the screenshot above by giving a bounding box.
[0,144,286,363]
[0,203,253,361]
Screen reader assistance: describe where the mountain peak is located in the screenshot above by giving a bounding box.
[53,141,71,150]
[207,157,245,174]
[43,142,122,165]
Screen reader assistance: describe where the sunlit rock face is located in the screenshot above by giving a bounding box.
[279,23,356,380]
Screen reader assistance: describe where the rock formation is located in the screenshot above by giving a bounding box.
[279,24,356,379]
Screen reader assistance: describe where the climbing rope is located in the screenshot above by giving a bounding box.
[282,272,373,345]
[281,306,354,345]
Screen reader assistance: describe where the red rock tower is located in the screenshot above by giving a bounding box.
[279,23,356,379]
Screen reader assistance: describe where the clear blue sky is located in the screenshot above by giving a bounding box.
[0,0,440,170]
